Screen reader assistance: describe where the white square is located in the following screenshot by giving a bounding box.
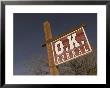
[5,5,106,84]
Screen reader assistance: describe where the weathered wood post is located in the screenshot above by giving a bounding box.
[43,21,59,75]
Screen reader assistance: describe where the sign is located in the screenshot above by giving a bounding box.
[51,26,92,65]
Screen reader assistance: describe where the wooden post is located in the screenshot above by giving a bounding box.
[43,21,59,75]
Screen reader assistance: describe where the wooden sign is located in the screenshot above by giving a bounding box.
[51,26,92,65]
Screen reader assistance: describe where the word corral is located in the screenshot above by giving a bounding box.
[51,26,92,65]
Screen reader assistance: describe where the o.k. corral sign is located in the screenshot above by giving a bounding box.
[51,26,92,65]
